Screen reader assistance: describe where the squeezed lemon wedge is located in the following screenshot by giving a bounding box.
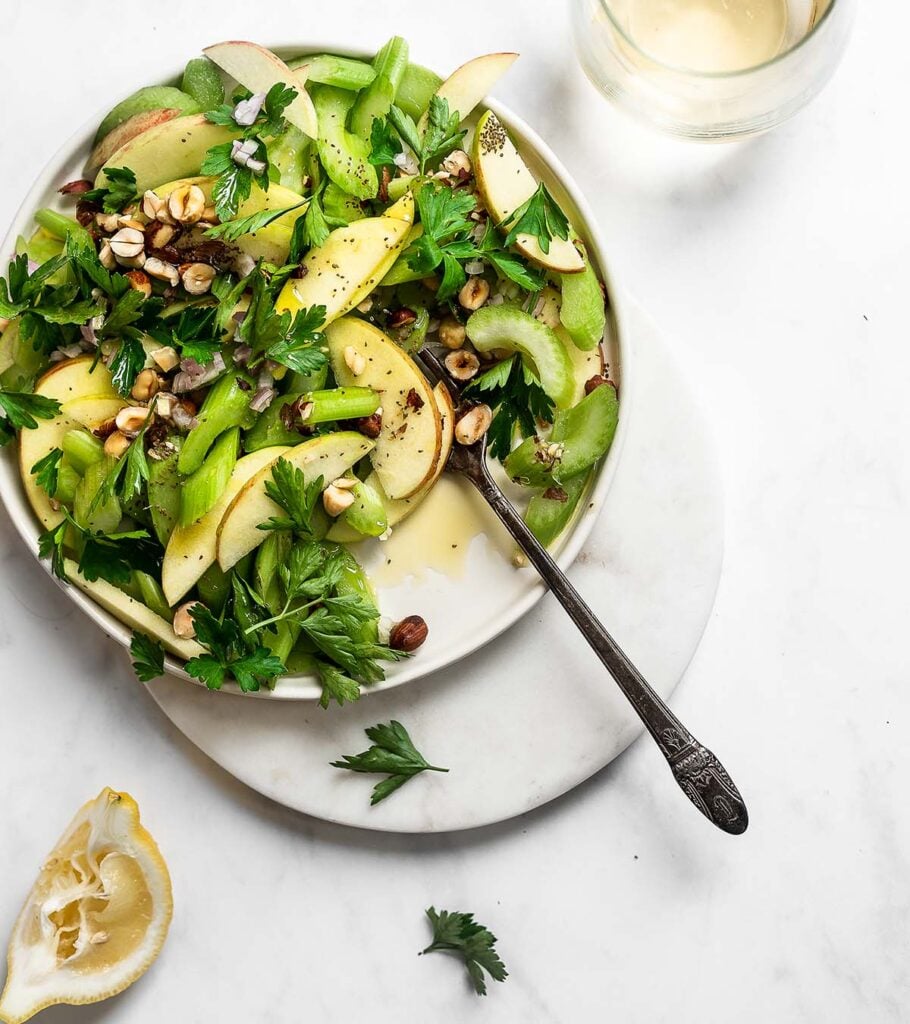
[0,789,173,1024]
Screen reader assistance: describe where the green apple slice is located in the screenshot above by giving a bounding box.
[95,114,239,193]
[203,41,319,139]
[156,176,308,264]
[19,410,78,528]
[162,445,290,606]
[64,559,204,661]
[216,431,375,570]
[466,305,576,409]
[86,108,182,176]
[93,86,200,145]
[325,317,442,500]
[274,193,414,325]
[60,396,127,429]
[473,110,584,275]
[33,356,116,403]
[327,381,454,542]
[416,52,518,132]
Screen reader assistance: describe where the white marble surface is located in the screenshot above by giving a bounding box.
[0,2,907,1022]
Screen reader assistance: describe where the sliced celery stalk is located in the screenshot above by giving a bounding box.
[178,371,252,476]
[387,174,417,202]
[54,459,81,506]
[391,307,429,354]
[148,438,182,547]
[334,547,379,643]
[286,364,328,393]
[62,429,105,474]
[559,252,607,351]
[310,85,378,201]
[323,183,366,225]
[396,63,443,122]
[288,54,377,91]
[17,228,64,267]
[525,474,588,547]
[179,427,239,527]
[73,458,120,534]
[340,478,388,538]
[268,126,310,194]
[350,37,410,138]
[0,320,44,391]
[504,383,619,487]
[305,387,379,424]
[34,209,94,249]
[243,393,305,453]
[133,570,172,620]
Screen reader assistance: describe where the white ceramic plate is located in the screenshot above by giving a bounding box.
[0,45,630,700]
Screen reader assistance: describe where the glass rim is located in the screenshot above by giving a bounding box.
[593,0,841,79]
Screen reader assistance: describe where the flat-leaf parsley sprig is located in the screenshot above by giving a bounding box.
[420,908,508,996]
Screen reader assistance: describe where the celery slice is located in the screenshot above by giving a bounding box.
[62,429,105,474]
[178,371,252,476]
[179,427,239,526]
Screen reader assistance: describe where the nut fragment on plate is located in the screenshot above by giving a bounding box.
[181,263,216,295]
[444,349,480,381]
[455,404,493,445]
[167,184,206,225]
[389,615,429,652]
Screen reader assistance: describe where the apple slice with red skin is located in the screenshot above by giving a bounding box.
[85,108,182,175]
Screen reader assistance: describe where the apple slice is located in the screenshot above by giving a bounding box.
[473,110,584,274]
[216,432,375,570]
[416,53,519,132]
[64,559,204,661]
[275,193,414,325]
[86,108,182,176]
[203,41,319,139]
[156,176,308,264]
[325,317,441,500]
[162,445,290,606]
[61,396,127,429]
[33,356,116,403]
[328,381,455,543]
[95,114,238,193]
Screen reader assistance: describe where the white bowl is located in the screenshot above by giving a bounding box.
[0,46,631,700]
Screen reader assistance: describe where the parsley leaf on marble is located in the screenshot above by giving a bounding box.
[420,908,508,996]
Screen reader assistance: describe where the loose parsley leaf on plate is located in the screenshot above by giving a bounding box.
[31,447,62,496]
[81,167,140,214]
[130,631,165,682]
[467,354,554,461]
[204,201,306,243]
[501,181,570,255]
[331,720,448,805]
[420,908,508,996]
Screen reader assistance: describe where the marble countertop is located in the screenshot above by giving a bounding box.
[0,2,907,1021]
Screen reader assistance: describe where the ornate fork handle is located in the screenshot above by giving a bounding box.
[453,431,748,835]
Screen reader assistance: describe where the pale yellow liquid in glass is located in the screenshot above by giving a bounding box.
[627,0,790,72]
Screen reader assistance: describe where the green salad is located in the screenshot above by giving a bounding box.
[0,38,618,704]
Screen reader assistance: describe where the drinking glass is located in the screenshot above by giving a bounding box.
[570,0,855,141]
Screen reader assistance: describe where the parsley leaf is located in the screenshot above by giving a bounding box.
[265,305,327,374]
[204,201,306,242]
[420,908,508,996]
[298,179,331,252]
[476,221,545,292]
[467,355,554,461]
[108,333,146,396]
[0,389,60,436]
[211,271,252,333]
[81,167,140,214]
[420,96,465,173]
[368,116,400,167]
[185,604,284,692]
[37,519,68,579]
[331,720,448,805]
[31,447,62,496]
[315,663,363,709]
[501,181,570,255]
[130,631,165,682]
[299,607,406,686]
[38,510,155,588]
[259,459,323,535]
[404,182,478,300]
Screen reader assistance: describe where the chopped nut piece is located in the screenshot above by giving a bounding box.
[103,431,131,458]
[167,184,206,225]
[144,257,179,286]
[131,368,161,402]
[343,345,366,376]
[115,405,153,437]
[151,346,180,372]
[323,482,356,517]
[543,486,568,502]
[584,373,614,395]
[98,241,117,271]
[181,262,216,295]
[405,388,425,410]
[155,394,173,418]
[173,602,200,639]
[352,412,382,438]
[95,212,121,233]
[145,221,178,250]
[442,149,472,178]
[124,270,151,299]
[201,205,219,224]
[444,349,480,381]
[108,227,145,259]
[118,215,146,232]
[389,615,428,652]
[388,307,417,328]
[455,404,493,445]
[115,252,147,270]
[142,190,173,224]
[438,317,467,350]
[458,276,490,310]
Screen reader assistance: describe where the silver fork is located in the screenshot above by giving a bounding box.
[417,347,748,835]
